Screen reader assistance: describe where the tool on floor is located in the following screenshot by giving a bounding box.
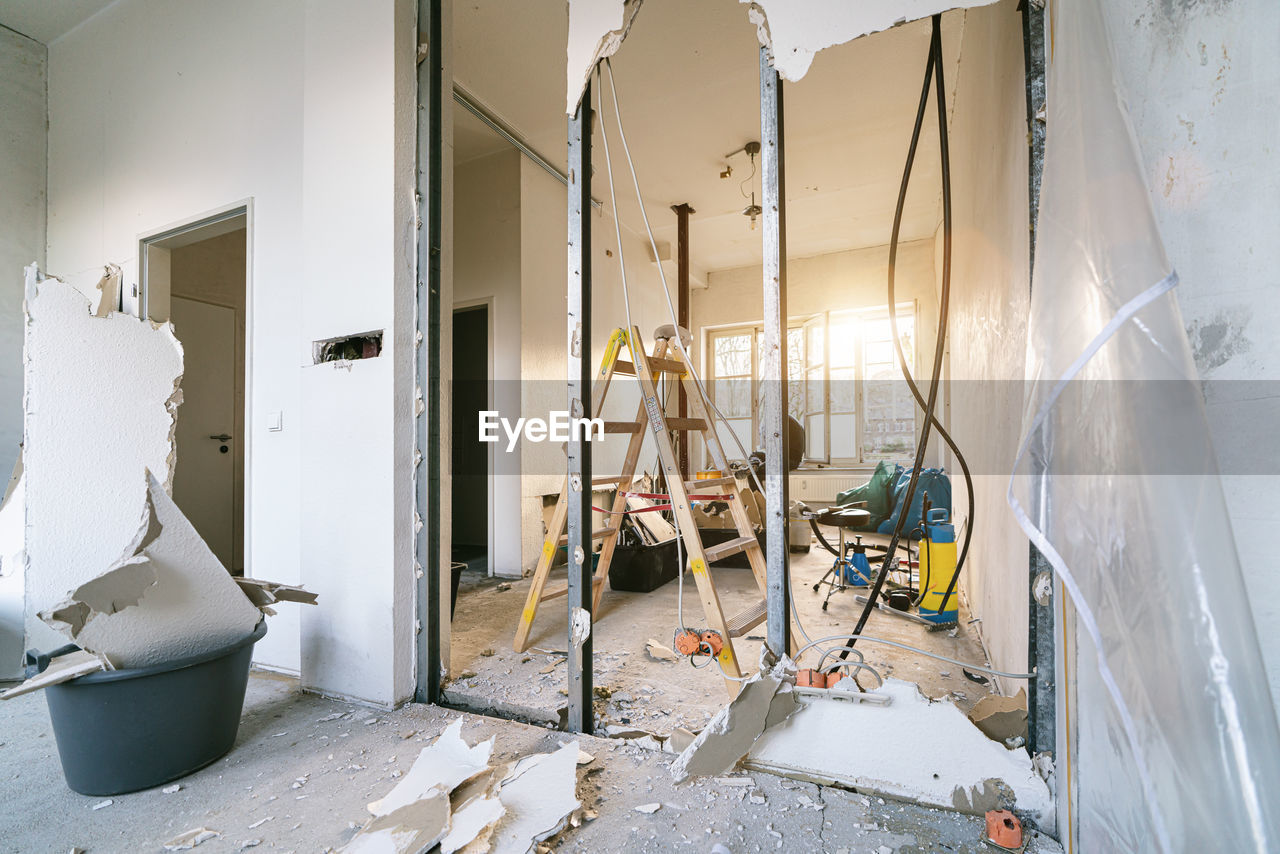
[512,325,797,695]
[982,809,1025,852]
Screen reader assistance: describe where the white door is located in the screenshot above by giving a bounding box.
[171,297,237,569]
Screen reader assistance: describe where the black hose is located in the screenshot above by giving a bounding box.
[841,14,955,656]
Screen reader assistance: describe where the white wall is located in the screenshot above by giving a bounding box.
[517,159,677,571]
[0,25,44,680]
[944,0,1031,691]
[44,0,417,706]
[1100,0,1280,710]
[0,26,44,473]
[455,147,523,577]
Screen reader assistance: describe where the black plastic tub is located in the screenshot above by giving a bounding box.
[31,620,267,796]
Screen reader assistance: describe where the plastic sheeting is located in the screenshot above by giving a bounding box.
[1009,1,1280,851]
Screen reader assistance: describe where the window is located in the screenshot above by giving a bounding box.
[705,305,916,467]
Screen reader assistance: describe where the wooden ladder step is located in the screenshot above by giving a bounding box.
[685,476,737,491]
[603,418,706,434]
[703,535,759,563]
[725,599,767,638]
[592,474,630,484]
[539,577,608,603]
[613,356,686,376]
[556,527,617,545]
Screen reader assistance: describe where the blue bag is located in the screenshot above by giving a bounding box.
[877,467,951,539]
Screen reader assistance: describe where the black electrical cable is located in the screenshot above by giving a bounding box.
[841,13,958,656]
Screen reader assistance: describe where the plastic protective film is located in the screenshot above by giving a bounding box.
[1008,1,1280,851]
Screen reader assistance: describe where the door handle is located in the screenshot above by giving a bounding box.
[209,434,233,442]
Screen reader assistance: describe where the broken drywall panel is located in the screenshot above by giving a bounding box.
[0,649,109,700]
[0,455,24,680]
[671,659,798,782]
[440,794,505,854]
[744,678,1052,825]
[368,718,495,817]
[91,264,122,318]
[344,790,452,854]
[22,264,185,654]
[234,577,320,610]
[39,471,261,669]
[968,688,1029,744]
[566,0,643,114]
[488,741,582,854]
[742,0,999,81]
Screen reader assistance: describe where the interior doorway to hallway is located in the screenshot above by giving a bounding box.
[451,303,491,580]
[140,209,248,575]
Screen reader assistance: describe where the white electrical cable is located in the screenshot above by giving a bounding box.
[595,68,689,639]
[601,59,819,651]
[793,633,1037,680]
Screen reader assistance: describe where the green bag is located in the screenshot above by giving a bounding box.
[835,460,902,530]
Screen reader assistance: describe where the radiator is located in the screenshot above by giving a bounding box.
[789,474,865,504]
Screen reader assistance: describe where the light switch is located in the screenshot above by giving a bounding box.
[268,410,283,432]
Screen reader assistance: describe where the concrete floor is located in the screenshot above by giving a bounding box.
[448,533,999,735]
[0,670,1062,854]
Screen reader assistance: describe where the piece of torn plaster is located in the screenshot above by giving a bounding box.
[22,265,185,653]
[343,790,451,854]
[566,0,643,114]
[968,689,1028,744]
[163,828,220,851]
[671,658,798,782]
[39,471,261,668]
[368,718,495,817]
[91,264,122,318]
[742,0,999,82]
[744,678,1052,825]
[235,577,319,610]
[0,650,109,700]
[440,794,506,854]
[488,741,582,854]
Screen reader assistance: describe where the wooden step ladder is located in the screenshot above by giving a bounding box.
[513,325,793,695]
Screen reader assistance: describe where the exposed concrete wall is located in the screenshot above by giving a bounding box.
[1100,0,1280,709]
[44,0,416,705]
[0,27,45,476]
[455,148,523,577]
[944,0,1031,691]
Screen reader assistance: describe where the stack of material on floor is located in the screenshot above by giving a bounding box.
[672,656,1052,828]
[344,718,581,854]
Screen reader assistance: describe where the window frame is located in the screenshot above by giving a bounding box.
[703,301,917,469]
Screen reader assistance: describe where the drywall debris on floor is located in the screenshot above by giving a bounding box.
[162,827,220,850]
[487,741,581,854]
[367,718,494,816]
[744,678,1052,826]
[670,657,799,782]
[566,0,643,113]
[39,471,262,669]
[348,718,580,854]
[22,265,183,653]
[741,0,1000,81]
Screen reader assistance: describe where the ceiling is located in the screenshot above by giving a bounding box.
[453,0,965,275]
[0,0,114,44]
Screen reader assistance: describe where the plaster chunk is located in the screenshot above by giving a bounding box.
[39,471,261,668]
[368,718,495,817]
[741,0,1000,81]
[343,791,452,854]
[488,741,582,854]
[566,0,644,114]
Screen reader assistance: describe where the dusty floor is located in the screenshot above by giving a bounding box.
[0,670,1062,854]
[448,530,999,734]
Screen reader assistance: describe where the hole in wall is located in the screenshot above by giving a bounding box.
[313,331,384,364]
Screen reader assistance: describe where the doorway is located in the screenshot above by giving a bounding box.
[140,210,248,575]
[451,304,490,577]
